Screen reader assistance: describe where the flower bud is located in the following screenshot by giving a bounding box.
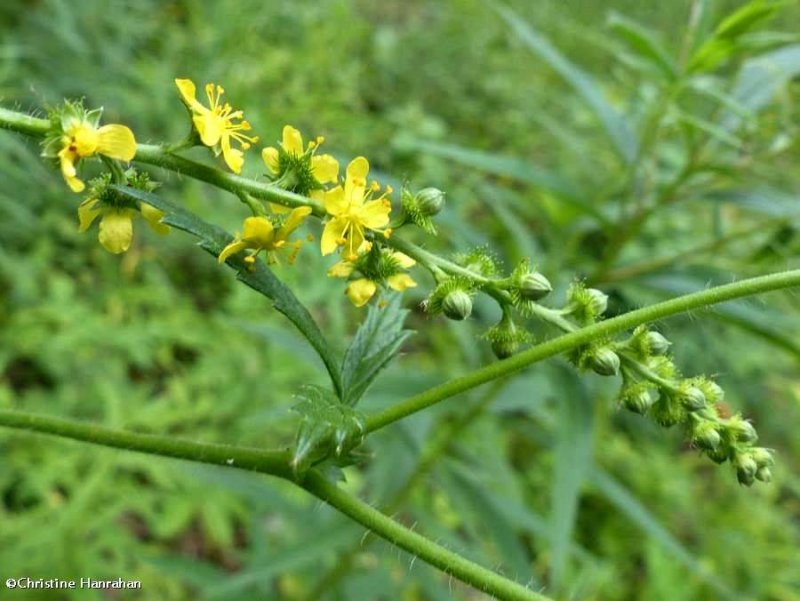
[706,446,730,464]
[736,454,758,486]
[697,380,724,404]
[414,187,445,216]
[590,347,620,376]
[755,467,772,483]
[519,272,552,301]
[651,395,685,427]
[678,385,706,411]
[692,420,721,451]
[621,387,653,415]
[646,332,671,356]
[728,417,758,443]
[491,338,518,360]
[586,288,608,316]
[442,290,472,321]
[750,447,774,469]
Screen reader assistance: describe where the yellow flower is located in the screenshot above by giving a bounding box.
[263,125,339,184]
[218,207,312,265]
[328,251,417,307]
[175,78,258,174]
[78,198,168,254]
[320,157,392,261]
[58,119,136,193]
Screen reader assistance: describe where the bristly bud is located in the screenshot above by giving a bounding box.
[646,332,671,356]
[590,347,620,376]
[650,392,685,427]
[677,382,706,411]
[565,282,609,324]
[415,187,445,216]
[735,453,758,486]
[691,418,721,451]
[727,415,758,444]
[619,382,655,414]
[442,290,472,321]
[696,379,724,405]
[519,272,552,301]
[484,312,530,360]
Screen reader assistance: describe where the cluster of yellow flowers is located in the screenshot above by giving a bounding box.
[50,79,417,307]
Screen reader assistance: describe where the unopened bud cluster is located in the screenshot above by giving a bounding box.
[400,187,445,234]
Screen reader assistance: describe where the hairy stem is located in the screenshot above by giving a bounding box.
[364,269,800,432]
[0,409,549,601]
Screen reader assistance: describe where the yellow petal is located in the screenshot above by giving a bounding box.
[279,206,313,239]
[96,124,137,161]
[175,78,205,112]
[311,154,339,183]
[262,146,280,174]
[346,279,377,307]
[343,223,365,261]
[241,216,274,246]
[77,198,101,232]
[140,203,170,235]
[346,156,369,182]
[221,136,244,174]
[327,261,354,278]
[391,252,415,268]
[59,148,85,193]
[323,186,347,216]
[321,217,347,255]
[358,199,391,229]
[218,239,248,263]
[270,202,290,214]
[387,273,417,291]
[98,209,134,254]
[70,122,99,156]
[281,125,303,155]
[194,113,223,148]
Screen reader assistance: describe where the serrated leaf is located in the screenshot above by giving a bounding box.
[493,2,638,163]
[340,294,412,406]
[111,185,344,399]
[607,12,677,80]
[291,385,366,476]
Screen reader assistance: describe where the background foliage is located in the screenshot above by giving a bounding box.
[1,0,799,599]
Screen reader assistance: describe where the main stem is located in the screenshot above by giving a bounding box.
[0,410,548,601]
[364,269,800,432]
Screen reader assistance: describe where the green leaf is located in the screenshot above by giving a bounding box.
[110,185,344,399]
[493,3,638,163]
[341,294,412,406]
[291,385,366,476]
[607,12,677,80]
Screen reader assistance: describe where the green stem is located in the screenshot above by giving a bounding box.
[364,269,800,433]
[0,409,549,601]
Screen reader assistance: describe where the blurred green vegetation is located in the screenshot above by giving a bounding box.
[1,0,800,599]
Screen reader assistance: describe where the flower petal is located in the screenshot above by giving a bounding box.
[358,199,391,229]
[321,217,347,255]
[262,146,280,174]
[241,216,274,246]
[387,273,417,291]
[175,78,205,112]
[218,239,248,263]
[311,154,339,183]
[346,156,369,183]
[269,202,290,214]
[140,203,170,235]
[346,279,377,307]
[220,136,244,173]
[391,252,415,268]
[279,206,313,239]
[327,261,354,278]
[97,124,137,161]
[194,113,223,148]
[77,198,101,232]
[98,209,134,254]
[58,148,85,193]
[281,125,303,155]
[323,186,347,216]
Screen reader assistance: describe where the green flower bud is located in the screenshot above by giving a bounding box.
[414,187,445,216]
[519,272,552,301]
[692,420,721,451]
[590,347,620,376]
[706,446,730,464]
[736,454,758,486]
[750,447,774,469]
[728,417,758,443]
[586,288,608,316]
[491,337,518,360]
[651,394,685,427]
[697,380,724,404]
[621,386,654,415]
[678,385,706,411]
[755,467,772,483]
[646,332,671,356]
[442,290,472,321]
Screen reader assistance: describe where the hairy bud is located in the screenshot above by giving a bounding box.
[442,290,472,321]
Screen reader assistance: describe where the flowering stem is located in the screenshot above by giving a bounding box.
[0,409,549,601]
[364,269,800,433]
